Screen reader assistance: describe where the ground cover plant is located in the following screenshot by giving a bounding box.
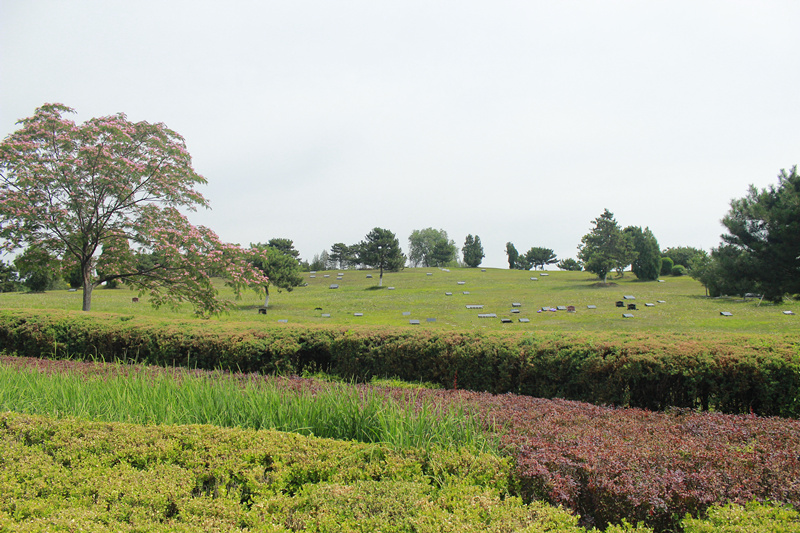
[1,357,799,532]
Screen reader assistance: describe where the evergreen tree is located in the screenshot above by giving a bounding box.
[462,234,485,268]
[505,242,520,270]
[577,209,634,284]
[359,228,405,286]
[625,226,662,281]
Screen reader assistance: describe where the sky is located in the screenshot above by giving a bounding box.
[1,1,799,269]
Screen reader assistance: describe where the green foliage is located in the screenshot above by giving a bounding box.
[682,501,800,532]
[578,209,636,283]
[13,246,60,292]
[0,260,21,292]
[525,247,558,270]
[662,246,707,269]
[695,245,758,298]
[718,166,800,302]
[671,264,687,276]
[625,227,661,281]
[408,228,456,267]
[249,243,304,307]
[461,234,485,268]
[329,242,357,270]
[359,228,405,285]
[505,242,520,269]
[660,257,674,276]
[557,258,582,271]
[267,238,301,260]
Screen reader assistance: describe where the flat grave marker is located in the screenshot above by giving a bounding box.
[465,304,484,309]
[457,281,466,285]
[462,291,470,295]
[478,313,497,318]
[402,311,411,316]
[510,309,520,314]
[720,311,733,316]
[277,319,288,323]
[530,277,538,281]
[783,311,795,315]
[427,273,433,276]
[329,284,339,289]
[512,302,521,307]
[615,301,625,307]
[324,274,330,278]
[645,303,655,307]
[622,313,634,318]
[426,318,437,322]
[321,313,330,318]
[587,305,597,309]
[388,287,395,290]
[354,312,363,317]
[409,319,420,325]
[445,292,453,296]
[627,304,637,310]
[500,318,513,323]
[567,306,576,312]
[310,275,316,278]
[366,274,373,278]
[519,318,530,323]
[657,300,666,303]
[556,306,567,311]
[623,295,635,300]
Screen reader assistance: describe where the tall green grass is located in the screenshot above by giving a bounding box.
[0,363,496,453]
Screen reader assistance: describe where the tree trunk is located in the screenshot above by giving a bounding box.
[379,267,383,287]
[81,263,93,312]
[263,284,270,307]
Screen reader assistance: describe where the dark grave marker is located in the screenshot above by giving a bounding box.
[567,306,576,312]
[132,297,139,303]
[258,308,266,315]
[616,301,625,307]
[627,304,637,310]
[315,307,322,310]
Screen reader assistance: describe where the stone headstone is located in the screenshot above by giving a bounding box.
[321,313,330,318]
[512,302,521,307]
[366,274,373,278]
[500,318,512,323]
[481,269,486,272]
[310,271,317,274]
[657,300,666,303]
[462,291,470,295]
[426,318,436,322]
[310,275,316,278]
[567,306,576,312]
[338,273,344,276]
[783,311,795,315]
[624,295,635,300]
[258,308,266,315]
[557,306,567,311]
[68,288,77,292]
[315,307,323,310]
[616,301,625,307]
[324,274,330,278]
[519,318,530,323]
[277,319,288,323]
[627,304,637,310]
[445,292,453,296]
[478,313,497,318]
[530,277,538,281]
[132,297,139,303]
[388,287,395,290]
[510,309,520,314]
[645,303,655,307]
[587,305,597,309]
[329,284,339,289]
[457,281,466,285]
[427,273,432,276]
[466,305,484,309]
[354,313,363,317]
[402,311,411,316]
[720,312,733,316]
[658,279,665,282]
[622,313,634,318]
[409,319,420,325]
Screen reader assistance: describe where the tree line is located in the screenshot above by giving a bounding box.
[1,104,797,313]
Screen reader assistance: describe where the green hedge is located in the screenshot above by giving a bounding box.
[0,310,798,417]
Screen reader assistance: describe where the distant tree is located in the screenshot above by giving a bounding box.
[662,246,707,269]
[624,226,662,281]
[660,257,675,276]
[557,258,582,271]
[0,260,21,292]
[267,238,301,260]
[360,228,405,287]
[577,209,635,284]
[329,243,353,270]
[14,246,60,292]
[249,243,304,308]
[461,234,485,268]
[307,251,328,272]
[692,244,758,298]
[525,247,558,270]
[408,228,456,267]
[0,103,267,314]
[505,242,520,270]
[717,166,800,302]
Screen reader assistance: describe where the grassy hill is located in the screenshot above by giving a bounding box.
[0,267,796,335]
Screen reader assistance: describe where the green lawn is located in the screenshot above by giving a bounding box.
[0,267,797,334]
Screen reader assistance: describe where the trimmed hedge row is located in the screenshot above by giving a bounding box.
[0,310,798,417]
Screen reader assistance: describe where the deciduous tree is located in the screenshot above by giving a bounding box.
[407,228,456,267]
[0,103,267,314]
[249,242,304,308]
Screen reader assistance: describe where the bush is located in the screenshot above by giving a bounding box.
[660,257,674,276]
[671,264,687,276]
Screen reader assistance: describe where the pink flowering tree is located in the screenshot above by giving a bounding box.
[0,103,267,315]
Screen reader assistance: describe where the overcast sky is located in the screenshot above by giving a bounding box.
[2,1,798,268]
